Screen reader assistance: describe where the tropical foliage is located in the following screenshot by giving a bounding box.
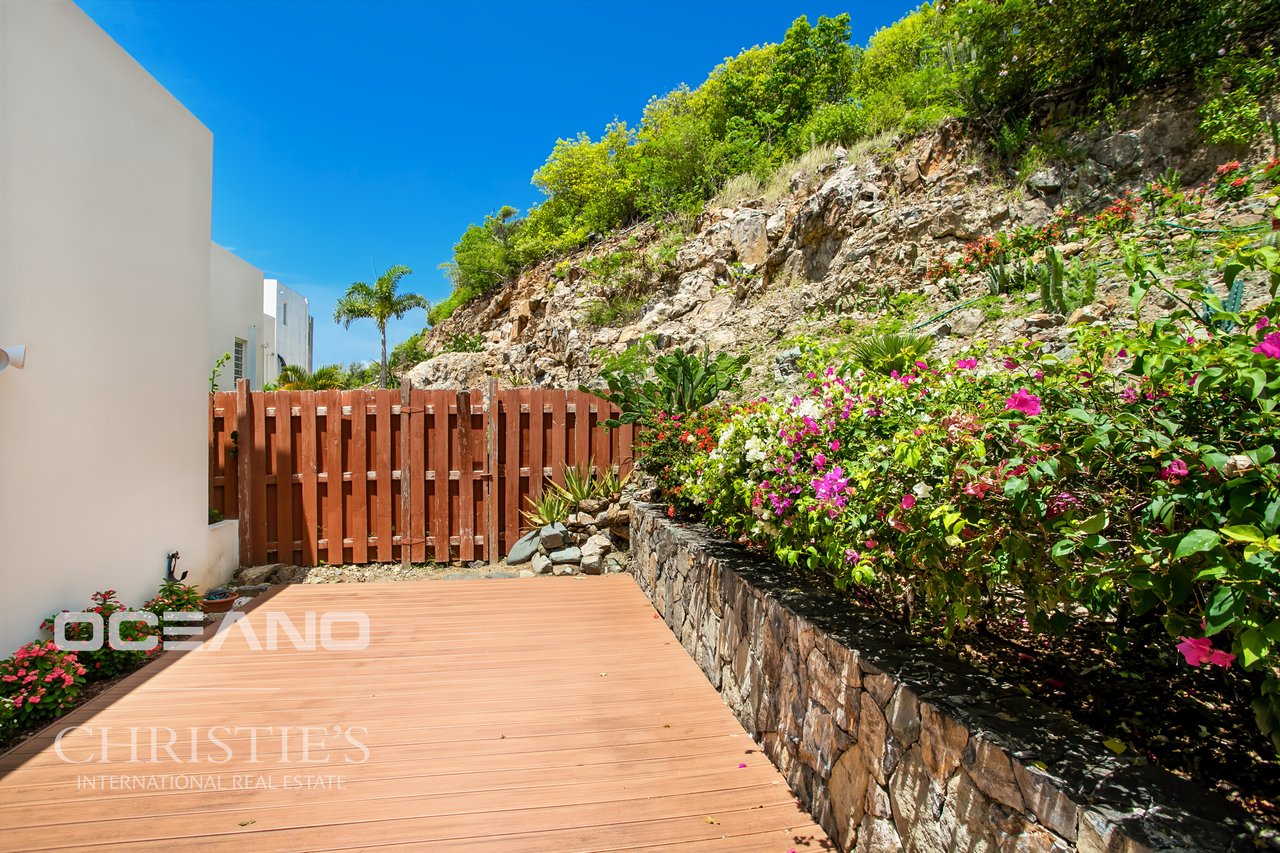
[333,264,429,388]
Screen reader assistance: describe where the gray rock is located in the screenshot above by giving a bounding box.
[1026,167,1063,193]
[506,530,541,565]
[484,571,518,579]
[539,523,567,549]
[581,533,612,560]
[548,546,581,564]
[552,563,576,576]
[581,553,604,574]
[531,552,552,575]
[236,564,281,585]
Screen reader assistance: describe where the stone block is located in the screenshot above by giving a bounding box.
[920,703,968,782]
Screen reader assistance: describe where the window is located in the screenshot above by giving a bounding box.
[282,302,287,326]
[233,338,246,379]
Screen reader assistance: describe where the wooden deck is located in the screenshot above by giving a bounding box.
[0,576,830,852]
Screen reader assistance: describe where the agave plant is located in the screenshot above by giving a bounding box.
[584,347,750,427]
[523,488,569,528]
[844,332,935,376]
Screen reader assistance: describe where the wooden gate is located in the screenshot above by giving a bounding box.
[210,380,635,568]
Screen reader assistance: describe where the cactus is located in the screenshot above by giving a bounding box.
[1040,247,1068,314]
[1200,276,1246,333]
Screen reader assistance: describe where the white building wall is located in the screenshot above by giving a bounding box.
[0,0,219,655]
[209,243,268,391]
[263,278,312,383]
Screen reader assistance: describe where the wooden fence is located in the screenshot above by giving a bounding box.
[209,380,635,567]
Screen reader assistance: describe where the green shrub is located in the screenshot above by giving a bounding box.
[443,333,484,353]
[586,347,750,427]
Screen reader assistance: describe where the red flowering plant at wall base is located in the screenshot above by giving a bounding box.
[43,589,156,682]
[0,640,86,730]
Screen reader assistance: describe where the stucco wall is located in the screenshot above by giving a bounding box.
[209,243,266,391]
[630,505,1270,852]
[0,0,214,654]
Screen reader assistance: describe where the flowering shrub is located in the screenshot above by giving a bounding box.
[1081,191,1139,236]
[1213,161,1253,202]
[43,590,156,681]
[0,641,86,727]
[660,241,1280,751]
[143,578,204,626]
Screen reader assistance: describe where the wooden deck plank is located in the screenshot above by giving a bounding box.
[0,577,829,851]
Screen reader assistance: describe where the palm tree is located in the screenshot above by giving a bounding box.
[333,265,429,388]
[275,364,346,390]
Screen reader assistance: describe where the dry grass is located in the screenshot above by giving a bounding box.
[712,133,904,209]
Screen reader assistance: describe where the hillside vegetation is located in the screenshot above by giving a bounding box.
[431,0,1275,326]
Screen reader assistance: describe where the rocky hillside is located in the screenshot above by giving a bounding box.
[410,90,1276,395]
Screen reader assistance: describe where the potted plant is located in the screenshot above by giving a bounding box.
[199,588,237,614]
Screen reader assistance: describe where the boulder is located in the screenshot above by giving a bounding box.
[581,533,612,560]
[531,552,552,575]
[539,522,568,549]
[236,564,281,586]
[406,351,489,390]
[548,546,582,564]
[506,530,541,565]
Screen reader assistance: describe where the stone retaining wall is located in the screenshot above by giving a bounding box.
[630,504,1268,852]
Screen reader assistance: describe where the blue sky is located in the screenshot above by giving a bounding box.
[76,0,915,367]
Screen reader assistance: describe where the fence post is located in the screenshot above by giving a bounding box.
[486,377,499,564]
[235,378,251,568]
[400,377,411,571]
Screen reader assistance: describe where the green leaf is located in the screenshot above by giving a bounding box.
[1103,738,1127,754]
[1205,586,1242,635]
[1174,529,1220,560]
[1077,513,1108,535]
[1240,628,1266,669]
[1221,525,1265,544]
[1240,367,1267,400]
[1050,540,1076,568]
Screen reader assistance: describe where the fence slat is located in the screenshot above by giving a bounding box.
[574,390,591,475]
[530,389,545,493]
[410,388,426,563]
[235,382,251,566]
[299,391,318,566]
[250,384,268,566]
[504,392,520,552]
[549,393,566,488]
[325,389,344,566]
[457,390,475,562]
[274,390,294,565]
[374,389,393,563]
[431,391,450,562]
[350,389,369,565]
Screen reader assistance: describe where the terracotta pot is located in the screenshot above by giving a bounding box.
[199,595,236,614]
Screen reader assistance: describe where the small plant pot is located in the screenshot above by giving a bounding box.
[199,595,236,614]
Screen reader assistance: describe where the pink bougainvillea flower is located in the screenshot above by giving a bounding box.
[844,549,860,564]
[1160,459,1189,482]
[1177,637,1236,668]
[1206,650,1236,667]
[1257,317,1270,330]
[1117,348,1128,358]
[829,440,841,452]
[1254,332,1280,359]
[1003,357,1018,370]
[813,452,827,469]
[1177,636,1213,666]
[957,358,978,370]
[1004,389,1042,416]
[737,762,748,768]
[900,494,916,510]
